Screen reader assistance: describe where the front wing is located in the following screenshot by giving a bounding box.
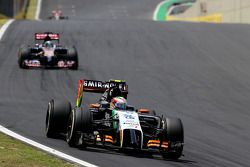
[23,59,76,68]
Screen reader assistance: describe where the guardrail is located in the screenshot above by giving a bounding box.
[167,13,222,23]
[0,0,28,18]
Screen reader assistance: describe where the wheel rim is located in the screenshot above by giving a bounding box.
[45,102,52,134]
[66,111,75,142]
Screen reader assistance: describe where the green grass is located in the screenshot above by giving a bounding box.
[26,0,37,19]
[13,0,37,19]
[1,0,37,22]
[0,133,78,167]
[0,2,77,166]
[0,13,8,26]
[0,19,8,27]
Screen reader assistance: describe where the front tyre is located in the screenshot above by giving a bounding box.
[161,117,184,160]
[18,47,30,69]
[68,47,78,70]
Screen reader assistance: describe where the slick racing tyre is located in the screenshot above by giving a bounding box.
[68,46,78,70]
[66,107,93,147]
[18,47,30,69]
[45,100,71,138]
[161,117,184,160]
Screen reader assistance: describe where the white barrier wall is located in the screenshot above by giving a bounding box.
[170,0,250,23]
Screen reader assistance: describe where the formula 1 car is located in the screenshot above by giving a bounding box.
[18,32,78,69]
[45,79,184,159]
[48,9,69,20]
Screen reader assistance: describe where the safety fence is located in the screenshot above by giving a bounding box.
[0,0,28,18]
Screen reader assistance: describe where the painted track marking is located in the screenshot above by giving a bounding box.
[0,19,14,41]
[153,0,171,21]
[35,0,42,20]
[0,2,97,166]
[0,125,98,167]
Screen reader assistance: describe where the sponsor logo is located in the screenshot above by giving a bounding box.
[25,60,41,67]
[83,80,117,89]
[123,114,135,120]
[35,33,59,40]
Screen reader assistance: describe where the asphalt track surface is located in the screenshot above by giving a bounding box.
[0,0,250,166]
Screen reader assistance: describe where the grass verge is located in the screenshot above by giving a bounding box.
[0,2,76,167]
[0,19,8,27]
[1,0,37,22]
[0,132,77,167]
[25,0,37,19]
[0,13,8,26]
[14,0,37,19]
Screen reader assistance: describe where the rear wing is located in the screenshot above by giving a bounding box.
[35,33,60,42]
[76,79,128,107]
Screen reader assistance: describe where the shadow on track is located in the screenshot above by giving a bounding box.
[78,146,196,165]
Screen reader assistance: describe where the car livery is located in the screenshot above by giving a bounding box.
[48,9,69,20]
[18,32,78,69]
[45,79,184,159]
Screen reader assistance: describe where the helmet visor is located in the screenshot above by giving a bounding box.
[115,103,126,110]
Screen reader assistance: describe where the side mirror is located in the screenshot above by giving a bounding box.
[126,105,135,111]
[100,101,110,109]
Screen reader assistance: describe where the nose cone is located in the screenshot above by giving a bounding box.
[122,129,142,149]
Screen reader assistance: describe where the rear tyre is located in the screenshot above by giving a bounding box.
[45,100,71,138]
[161,117,184,160]
[18,47,30,69]
[68,47,78,70]
[66,108,93,147]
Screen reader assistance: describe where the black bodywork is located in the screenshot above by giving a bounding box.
[18,32,78,69]
[45,79,184,159]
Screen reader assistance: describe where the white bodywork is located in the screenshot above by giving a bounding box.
[42,47,55,57]
[115,110,143,148]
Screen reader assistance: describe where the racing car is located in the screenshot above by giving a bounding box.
[48,9,69,20]
[18,32,78,69]
[45,79,184,159]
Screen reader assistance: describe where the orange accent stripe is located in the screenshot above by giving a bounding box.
[147,143,160,147]
[161,145,168,148]
[138,108,150,113]
[148,140,160,144]
[105,135,113,139]
[105,139,114,143]
[89,103,100,108]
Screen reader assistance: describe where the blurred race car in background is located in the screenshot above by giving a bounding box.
[48,9,68,20]
[18,32,78,69]
[45,79,184,159]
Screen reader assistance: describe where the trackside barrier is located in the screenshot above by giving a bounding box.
[154,0,195,21]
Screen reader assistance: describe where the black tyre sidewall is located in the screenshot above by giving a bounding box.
[66,107,93,147]
[161,117,184,159]
[67,46,78,70]
[45,100,71,138]
[66,108,83,147]
[18,47,30,68]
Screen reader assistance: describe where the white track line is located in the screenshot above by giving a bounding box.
[35,0,42,20]
[0,19,14,41]
[0,125,98,167]
[0,1,96,166]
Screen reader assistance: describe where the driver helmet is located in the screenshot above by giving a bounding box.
[44,41,54,48]
[110,97,127,110]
